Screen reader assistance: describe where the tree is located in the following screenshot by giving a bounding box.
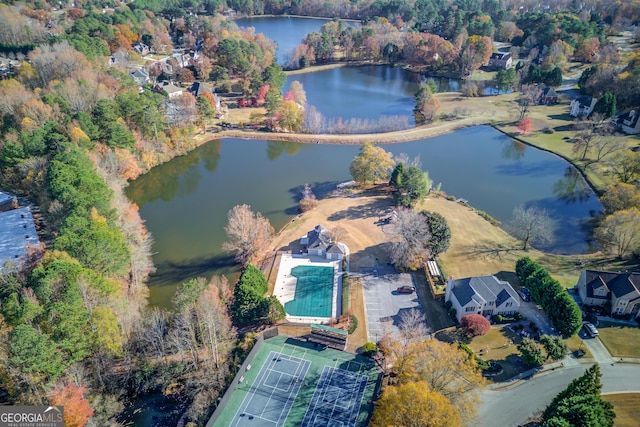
[540,335,568,360]
[298,183,317,212]
[392,166,433,207]
[594,208,640,257]
[543,365,614,427]
[389,208,432,270]
[370,381,461,427]
[414,84,440,122]
[517,117,532,134]
[517,337,545,366]
[606,151,640,184]
[349,142,395,186]
[600,183,640,215]
[48,383,94,427]
[518,85,543,121]
[231,265,269,324]
[421,211,451,258]
[276,100,304,132]
[508,205,552,250]
[10,324,65,382]
[592,93,617,118]
[460,314,491,337]
[287,80,306,105]
[222,204,274,265]
[495,68,517,93]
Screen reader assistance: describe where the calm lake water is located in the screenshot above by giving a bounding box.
[235,16,330,65]
[126,126,602,309]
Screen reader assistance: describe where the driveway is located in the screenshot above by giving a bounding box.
[517,299,556,336]
[360,266,428,342]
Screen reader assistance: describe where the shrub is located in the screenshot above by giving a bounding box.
[514,312,523,321]
[361,342,377,356]
[458,342,474,358]
[460,314,491,337]
[492,314,503,323]
[348,314,358,334]
[448,307,457,319]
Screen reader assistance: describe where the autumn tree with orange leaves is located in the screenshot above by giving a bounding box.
[49,383,94,427]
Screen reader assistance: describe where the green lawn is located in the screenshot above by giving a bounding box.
[564,334,592,359]
[602,393,640,427]
[597,321,640,358]
[466,326,527,381]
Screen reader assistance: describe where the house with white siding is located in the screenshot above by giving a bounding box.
[577,270,640,318]
[300,225,344,260]
[445,275,520,322]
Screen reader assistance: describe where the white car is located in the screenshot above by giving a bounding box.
[583,321,599,337]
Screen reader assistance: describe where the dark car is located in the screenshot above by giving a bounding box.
[397,286,416,294]
[518,288,531,302]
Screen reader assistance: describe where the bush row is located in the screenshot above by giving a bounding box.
[516,257,582,337]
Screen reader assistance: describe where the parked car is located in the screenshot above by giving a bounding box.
[583,321,599,337]
[518,288,531,302]
[396,285,416,294]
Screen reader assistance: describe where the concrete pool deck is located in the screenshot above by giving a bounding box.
[273,254,343,324]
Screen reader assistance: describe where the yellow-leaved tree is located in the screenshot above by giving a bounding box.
[370,381,461,427]
[349,142,395,186]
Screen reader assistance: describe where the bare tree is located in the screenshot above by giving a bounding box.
[398,308,429,341]
[388,208,432,270]
[194,285,236,369]
[222,204,274,264]
[508,205,553,250]
[518,84,543,121]
[298,183,317,212]
[394,153,422,168]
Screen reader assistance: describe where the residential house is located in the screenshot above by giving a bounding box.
[133,42,150,56]
[570,96,598,117]
[153,81,183,98]
[616,110,640,135]
[299,225,344,260]
[0,206,40,273]
[539,86,558,104]
[445,275,520,322]
[130,68,150,85]
[188,81,222,110]
[577,270,640,318]
[487,52,513,70]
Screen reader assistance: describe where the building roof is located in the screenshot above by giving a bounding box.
[617,110,640,129]
[307,225,331,251]
[0,191,14,208]
[585,270,640,300]
[326,244,344,254]
[542,86,557,97]
[0,207,39,272]
[188,81,211,97]
[450,275,518,306]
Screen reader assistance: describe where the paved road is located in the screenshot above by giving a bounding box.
[477,363,640,427]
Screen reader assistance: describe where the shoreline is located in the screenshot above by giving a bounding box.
[195,115,502,146]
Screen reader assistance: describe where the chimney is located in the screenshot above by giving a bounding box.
[445,276,454,301]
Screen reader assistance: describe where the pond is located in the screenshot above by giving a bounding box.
[126,126,602,309]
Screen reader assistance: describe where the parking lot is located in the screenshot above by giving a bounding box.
[360,265,429,342]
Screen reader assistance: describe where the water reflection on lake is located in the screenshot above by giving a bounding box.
[127,126,602,309]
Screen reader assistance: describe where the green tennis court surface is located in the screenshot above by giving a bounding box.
[284,266,334,318]
[213,336,380,427]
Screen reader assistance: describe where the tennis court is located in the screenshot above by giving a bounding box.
[284,266,334,318]
[301,366,369,427]
[210,336,380,427]
[231,351,311,426]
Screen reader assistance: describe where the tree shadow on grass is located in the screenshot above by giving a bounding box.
[327,198,393,222]
[458,242,522,260]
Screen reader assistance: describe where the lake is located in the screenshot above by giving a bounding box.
[126,126,602,309]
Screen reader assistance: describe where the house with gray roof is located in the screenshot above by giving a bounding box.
[445,275,520,322]
[577,270,640,318]
[299,225,344,260]
[0,191,16,212]
[616,110,640,135]
[0,206,40,273]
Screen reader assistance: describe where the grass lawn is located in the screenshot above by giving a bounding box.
[602,393,640,427]
[466,326,526,381]
[564,334,592,359]
[597,320,640,358]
